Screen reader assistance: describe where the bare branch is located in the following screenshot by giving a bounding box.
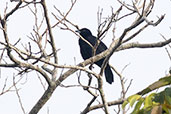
[81,96,98,114]
[13,76,26,114]
[117,38,171,51]
[81,99,124,114]
[29,85,56,114]
[0,0,170,114]
[165,48,171,62]
[98,80,110,114]
[122,23,149,43]
[40,1,58,79]
[5,1,23,20]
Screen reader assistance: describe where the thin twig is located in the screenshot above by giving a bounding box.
[13,76,26,114]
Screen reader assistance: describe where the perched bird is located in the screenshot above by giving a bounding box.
[76,28,114,84]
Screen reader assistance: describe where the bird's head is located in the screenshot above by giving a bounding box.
[76,28,92,38]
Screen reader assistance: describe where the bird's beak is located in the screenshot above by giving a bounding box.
[75,30,80,33]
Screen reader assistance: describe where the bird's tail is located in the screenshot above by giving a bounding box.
[104,64,114,84]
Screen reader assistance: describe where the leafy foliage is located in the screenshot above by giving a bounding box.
[122,87,171,114]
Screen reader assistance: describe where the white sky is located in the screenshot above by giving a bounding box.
[0,0,171,114]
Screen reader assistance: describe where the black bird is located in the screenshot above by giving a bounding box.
[76,28,114,84]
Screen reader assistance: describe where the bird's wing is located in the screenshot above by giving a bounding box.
[96,40,108,54]
[86,35,108,55]
[79,38,93,60]
[79,35,108,59]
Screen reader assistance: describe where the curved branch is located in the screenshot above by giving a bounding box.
[117,38,171,51]
[81,99,124,114]
[5,1,23,20]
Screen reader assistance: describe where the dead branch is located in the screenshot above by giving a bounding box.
[81,99,125,114]
[117,38,171,51]
[41,0,58,66]
[13,76,26,114]
[0,0,170,114]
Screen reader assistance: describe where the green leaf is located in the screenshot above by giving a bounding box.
[165,95,171,105]
[162,104,171,114]
[137,108,151,114]
[131,98,144,114]
[122,100,129,109]
[164,87,171,105]
[168,109,171,114]
[144,93,156,109]
[153,91,165,104]
[128,94,141,107]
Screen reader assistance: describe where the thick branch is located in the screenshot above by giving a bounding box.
[117,38,171,51]
[29,85,56,114]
